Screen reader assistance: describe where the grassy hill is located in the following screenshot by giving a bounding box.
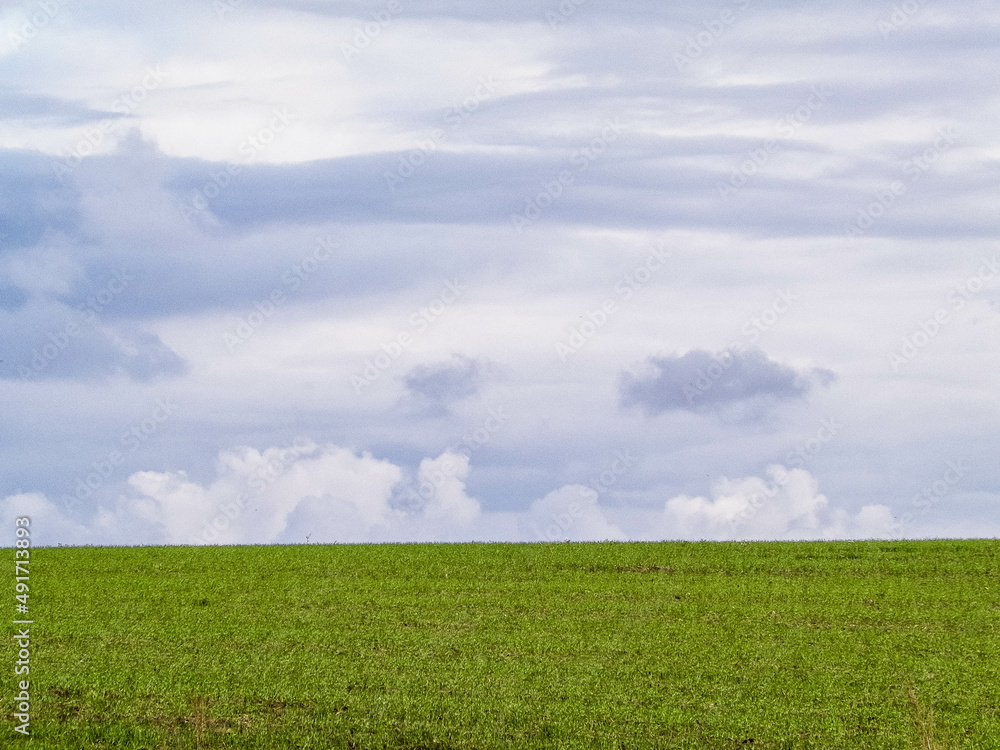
[5,540,999,748]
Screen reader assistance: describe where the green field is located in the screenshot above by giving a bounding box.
[5,540,999,748]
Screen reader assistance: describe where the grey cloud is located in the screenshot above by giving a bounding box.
[0,94,125,126]
[619,348,824,417]
[1,301,188,382]
[0,284,29,312]
[402,355,493,414]
[159,139,999,241]
[0,141,486,323]
[0,150,80,252]
[102,327,190,382]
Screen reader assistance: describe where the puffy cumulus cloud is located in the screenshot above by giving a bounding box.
[282,450,484,544]
[0,442,634,546]
[517,484,626,542]
[0,442,492,546]
[412,452,480,527]
[129,440,405,545]
[619,347,830,419]
[660,465,895,541]
[0,450,964,547]
[0,493,97,545]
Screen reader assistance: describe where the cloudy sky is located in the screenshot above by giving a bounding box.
[1,0,998,546]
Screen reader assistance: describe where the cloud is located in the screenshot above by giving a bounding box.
[0,493,96,545]
[619,347,825,418]
[0,151,80,252]
[517,484,626,542]
[0,446,974,546]
[412,452,480,525]
[0,300,188,382]
[1,0,998,544]
[127,441,406,545]
[660,465,895,541]
[0,283,28,311]
[0,442,617,546]
[259,0,695,23]
[377,451,484,541]
[0,137,494,324]
[37,441,485,546]
[160,145,1000,241]
[0,93,125,126]
[402,354,492,414]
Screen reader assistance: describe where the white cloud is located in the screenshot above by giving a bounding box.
[0,442,619,546]
[660,465,896,541]
[130,441,405,545]
[0,492,95,545]
[414,452,480,526]
[0,449,978,546]
[0,442,490,546]
[518,483,627,542]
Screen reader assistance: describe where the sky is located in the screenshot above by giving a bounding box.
[1,0,998,546]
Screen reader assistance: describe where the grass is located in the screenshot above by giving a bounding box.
[4,540,999,748]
